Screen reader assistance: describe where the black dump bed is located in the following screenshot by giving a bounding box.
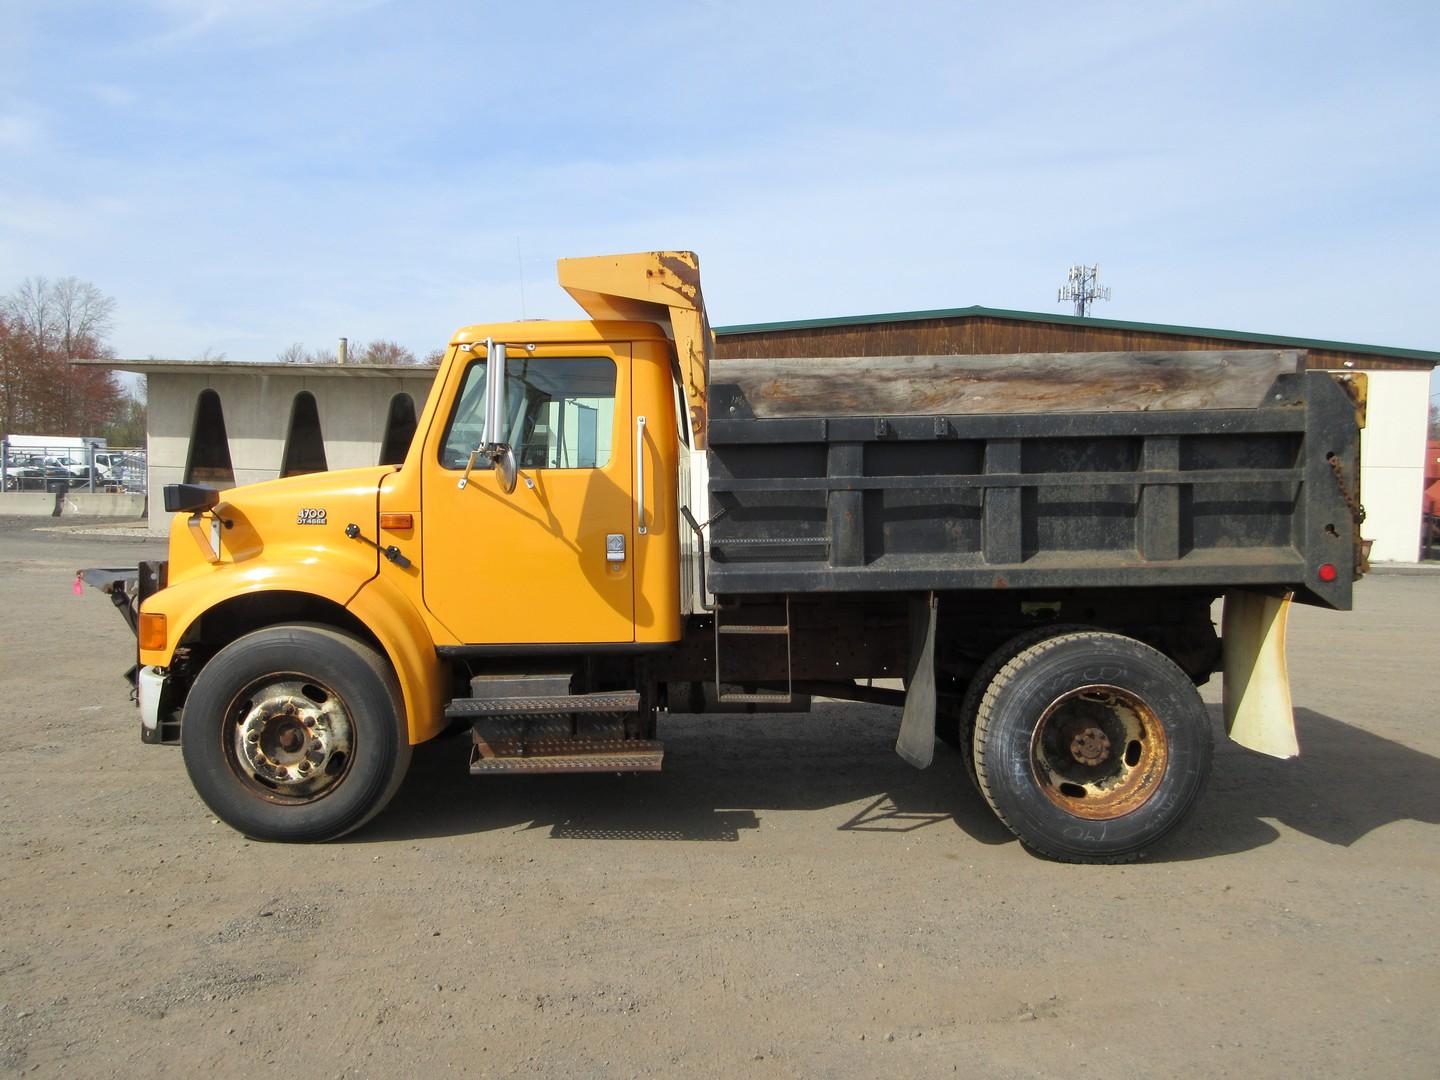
[704,350,1364,609]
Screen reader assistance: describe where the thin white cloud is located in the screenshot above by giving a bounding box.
[89,84,139,109]
[0,110,43,152]
[137,0,395,48]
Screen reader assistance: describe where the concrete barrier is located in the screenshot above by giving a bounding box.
[0,492,146,518]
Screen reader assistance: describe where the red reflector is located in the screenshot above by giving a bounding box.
[1318,563,1338,582]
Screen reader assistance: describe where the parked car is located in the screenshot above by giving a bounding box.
[3,459,76,491]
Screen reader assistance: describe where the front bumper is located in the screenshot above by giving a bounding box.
[80,561,177,743]
[137,665,183,745]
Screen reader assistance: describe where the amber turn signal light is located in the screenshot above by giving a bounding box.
[379,512,414,530]
[138,612,167,651]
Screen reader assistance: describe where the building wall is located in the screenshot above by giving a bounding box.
[146,369,437,534]
[717,315,1431,372]
[140,341,1434,560]
[1353,369,1431,562]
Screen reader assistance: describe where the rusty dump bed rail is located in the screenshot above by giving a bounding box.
[704,350,1363,609]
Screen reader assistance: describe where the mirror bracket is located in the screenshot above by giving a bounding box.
[456,338,519,494]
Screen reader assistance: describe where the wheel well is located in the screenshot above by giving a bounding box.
[180,591,386,670]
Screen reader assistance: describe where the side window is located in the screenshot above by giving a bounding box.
[440,357,617,470]
[674,375,691,448]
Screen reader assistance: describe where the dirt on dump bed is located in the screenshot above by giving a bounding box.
[1,519,1437,1078]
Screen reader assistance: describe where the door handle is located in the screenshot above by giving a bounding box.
[636,415,648,535]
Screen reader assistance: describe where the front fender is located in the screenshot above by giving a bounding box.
[140,560,374,669]
[347,574,447,745]
[141,565,447,746]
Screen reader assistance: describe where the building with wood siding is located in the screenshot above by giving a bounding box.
[716,306,1439,563]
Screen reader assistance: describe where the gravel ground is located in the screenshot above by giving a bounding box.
[1,518,1436,1078]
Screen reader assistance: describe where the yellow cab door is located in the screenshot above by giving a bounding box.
[421,338,637,644]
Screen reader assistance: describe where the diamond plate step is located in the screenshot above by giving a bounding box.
[469,672,572,698]
[469,741,664,775]
[445,691,640,719]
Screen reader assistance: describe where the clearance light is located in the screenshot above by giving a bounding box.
[1317,563,1338,583]
[379,512,414,530]
[138,612,168,651]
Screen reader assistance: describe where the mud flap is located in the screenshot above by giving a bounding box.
[1222,590,1298,759]
[895,592,937,769]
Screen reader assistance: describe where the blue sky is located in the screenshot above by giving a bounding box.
[2,1,1437,398]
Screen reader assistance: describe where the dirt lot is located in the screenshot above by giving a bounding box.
[1,518,1436,1078]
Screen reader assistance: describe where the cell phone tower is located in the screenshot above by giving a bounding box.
[1057,264,1112,317]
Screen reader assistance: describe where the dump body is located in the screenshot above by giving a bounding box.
[705,349,1363,609]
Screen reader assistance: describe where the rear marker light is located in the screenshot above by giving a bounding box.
[1317,563,1338,583]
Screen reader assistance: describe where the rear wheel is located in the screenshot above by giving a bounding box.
[940,623,1090,784]
[181,625,411,842]
[972,631,1212,863]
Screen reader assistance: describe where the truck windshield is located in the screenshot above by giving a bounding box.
[440,356,617,471]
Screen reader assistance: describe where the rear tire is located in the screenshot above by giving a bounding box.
[972,631,1212,863]
[181,625,411,842]
[942,623,1091,785]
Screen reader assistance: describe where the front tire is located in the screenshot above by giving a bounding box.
[972,631,1212,863]
[181,625,411,842]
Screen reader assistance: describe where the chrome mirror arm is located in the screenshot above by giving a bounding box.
[457,447,482,490]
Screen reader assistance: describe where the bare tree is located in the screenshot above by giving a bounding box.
[353,340,418,365]
[276,339,425,365]
[51,277,116,360]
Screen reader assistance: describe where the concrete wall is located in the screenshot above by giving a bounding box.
[1355,369,1431,562]
[146,369,438,534]
[0,492,146,517]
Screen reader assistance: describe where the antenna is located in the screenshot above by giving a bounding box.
[516,237,528,321]
[1057,263,1112,317]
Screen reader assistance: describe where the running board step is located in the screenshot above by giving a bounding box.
[469,744,664,774]
[716,690,794,703]
[469,713,662,775]
[469,720,663,774]
[445,690,640,719]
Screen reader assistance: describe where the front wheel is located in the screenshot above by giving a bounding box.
[973,631,1213,863]
[181,625,411,842]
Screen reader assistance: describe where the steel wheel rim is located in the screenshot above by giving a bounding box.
[1029,683,1168,820]
[223,674,355,803]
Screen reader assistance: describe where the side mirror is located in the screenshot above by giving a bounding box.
[458,338,518,493]
[492,445,517,494]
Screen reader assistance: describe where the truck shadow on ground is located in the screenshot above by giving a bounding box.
[359,704,1440,862]
[1162,706,1440,861]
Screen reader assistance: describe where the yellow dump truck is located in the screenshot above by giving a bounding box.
[85,251,1366,862]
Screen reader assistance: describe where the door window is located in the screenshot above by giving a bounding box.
[440,357,617,471]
